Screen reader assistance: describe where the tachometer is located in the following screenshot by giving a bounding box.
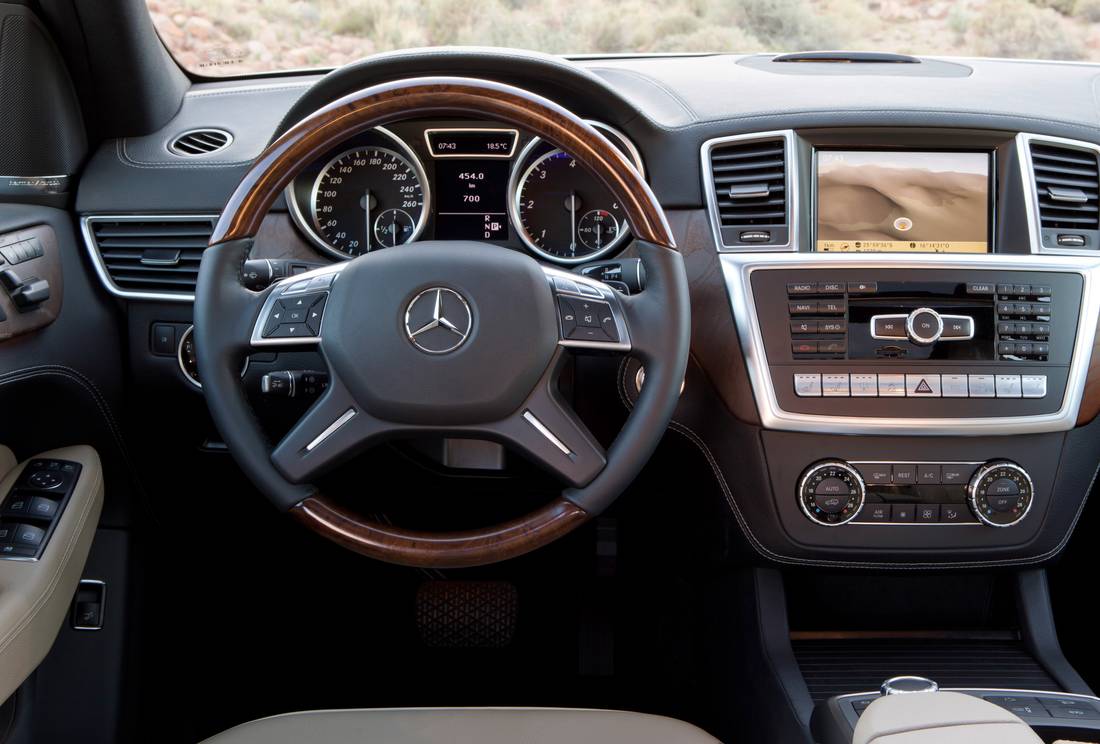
[310,146,427,258]
[513,150,628,263]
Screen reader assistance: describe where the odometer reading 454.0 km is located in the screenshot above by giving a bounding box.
[514,150,627,263]
[310,146,427,258]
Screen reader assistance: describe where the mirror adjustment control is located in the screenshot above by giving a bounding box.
[798,461,866,526]
[968,461,1033,527]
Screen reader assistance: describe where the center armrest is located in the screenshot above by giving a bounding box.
[854,691,1043,744]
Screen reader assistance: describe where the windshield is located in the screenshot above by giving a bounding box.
[146,0,1100,77]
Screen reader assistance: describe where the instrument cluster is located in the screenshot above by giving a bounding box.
[284,119,645,265]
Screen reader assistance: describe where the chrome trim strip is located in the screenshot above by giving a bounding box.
[1017,132,1100,256]
[721,251,1100,435]
[522,410,572,455]
[79,214,219,302]
[701,130,798,253]
[306,408,358,452]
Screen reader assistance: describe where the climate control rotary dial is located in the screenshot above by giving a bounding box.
[968,461,1033,527]
[798,461,866,526]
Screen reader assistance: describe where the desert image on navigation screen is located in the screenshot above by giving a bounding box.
[816,150,990,253]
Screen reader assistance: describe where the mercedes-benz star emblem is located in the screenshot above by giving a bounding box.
[404,287,473,354]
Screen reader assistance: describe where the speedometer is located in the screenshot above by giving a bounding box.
[310,146,427,258]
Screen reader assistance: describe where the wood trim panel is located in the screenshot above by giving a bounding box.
[1077,324,1100,425]
[291,495,590,569]
[211,76,675,250]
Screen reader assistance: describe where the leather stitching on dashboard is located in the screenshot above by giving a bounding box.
[670,107,1100,136]
[615,359,1100,569]
[115,83,313,169]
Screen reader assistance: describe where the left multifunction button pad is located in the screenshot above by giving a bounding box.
[0,459,82,560]
[253,273,335,345]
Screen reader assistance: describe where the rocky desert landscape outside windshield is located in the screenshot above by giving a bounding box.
[146,0,1100,77]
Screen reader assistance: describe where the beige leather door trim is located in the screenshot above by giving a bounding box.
[0,445,103,704]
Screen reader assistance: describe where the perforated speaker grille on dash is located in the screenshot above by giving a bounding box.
[0,9,85,176]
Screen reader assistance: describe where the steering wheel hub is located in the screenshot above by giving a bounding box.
[321,241,559,426]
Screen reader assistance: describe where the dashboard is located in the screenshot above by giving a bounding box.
[282,119,643,265]
[71,48,1100,569]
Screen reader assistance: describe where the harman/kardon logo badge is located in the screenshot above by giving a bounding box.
[404,287,472,354]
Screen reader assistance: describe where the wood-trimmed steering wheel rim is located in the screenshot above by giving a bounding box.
[202,77,686,568]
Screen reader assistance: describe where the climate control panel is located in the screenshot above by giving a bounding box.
[797,459,1034,528]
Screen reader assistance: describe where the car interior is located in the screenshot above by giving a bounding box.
[7,0,1100,742]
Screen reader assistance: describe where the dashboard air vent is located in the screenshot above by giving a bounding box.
[707,136,790,249]
[1030,142,1099,232]
[168,128,232,157]
[84,216,217,298]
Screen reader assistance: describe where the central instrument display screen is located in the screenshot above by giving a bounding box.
[433,159,510,241]
[815,150,991,253]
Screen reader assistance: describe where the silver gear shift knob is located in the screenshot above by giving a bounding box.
[881,676,939,695]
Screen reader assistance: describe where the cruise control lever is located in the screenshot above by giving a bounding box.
[260,370,329,399]
[241,259,327,290]
[579,258,645,294]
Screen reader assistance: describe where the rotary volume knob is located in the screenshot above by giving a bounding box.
[798,461,866,526]
[968,461,1034,527]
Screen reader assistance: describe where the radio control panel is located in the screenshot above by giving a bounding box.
[752,269,1083,420]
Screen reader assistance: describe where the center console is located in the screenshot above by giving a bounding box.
[697,127,1100,565]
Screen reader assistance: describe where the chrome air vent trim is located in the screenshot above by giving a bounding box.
[702,130,798,252]
[1018,133,1100,256]
[80,214,219,302]
[167,128,233,157]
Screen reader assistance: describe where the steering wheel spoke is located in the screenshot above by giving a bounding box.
[493,353,606,488]
[270,374,384,483]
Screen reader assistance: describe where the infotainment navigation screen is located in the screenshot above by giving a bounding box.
[815,150,991,253]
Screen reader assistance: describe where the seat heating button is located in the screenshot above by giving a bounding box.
[995,374,1023,398]
[822,374,850,397]
[1022,375,1047,398]
[850,374,877,397]
[794,374,822,397]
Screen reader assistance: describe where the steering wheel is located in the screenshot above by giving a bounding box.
[194,77,690,568]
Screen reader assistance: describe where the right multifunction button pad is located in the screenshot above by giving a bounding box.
[0,458,82,560]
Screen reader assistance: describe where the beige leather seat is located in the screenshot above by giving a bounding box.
[199,707,720,744]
